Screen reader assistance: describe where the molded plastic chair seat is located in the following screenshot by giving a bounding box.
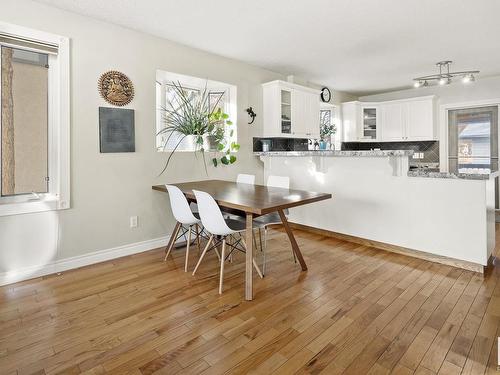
[236,173,255,184]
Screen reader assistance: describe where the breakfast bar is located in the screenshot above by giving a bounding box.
[257,150,497,271]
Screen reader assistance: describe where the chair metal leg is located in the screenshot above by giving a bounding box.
[219,239,226,294]
[185,225,191,272]
[192,235,213,275]
[195,223,201,255]
[164,223,181,261]
[258,228,263,252]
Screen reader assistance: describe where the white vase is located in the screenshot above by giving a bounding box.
[172,133,198,151]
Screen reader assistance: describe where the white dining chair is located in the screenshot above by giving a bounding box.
[236,174,255,184]
[224,173,255,220]
[164,184,203,272]
[191,189,263,294]
[254,175,295,274]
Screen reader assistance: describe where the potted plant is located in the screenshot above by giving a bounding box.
[319,123,337,150]
[157,81,239,174]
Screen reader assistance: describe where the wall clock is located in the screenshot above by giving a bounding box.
[98,70,134,106]
[320,87,332,103]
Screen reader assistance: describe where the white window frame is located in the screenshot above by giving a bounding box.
[439,99,500,173]
[155,70,237,152]
[0,22,70,217]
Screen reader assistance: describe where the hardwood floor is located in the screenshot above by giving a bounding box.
[1,227,499,374]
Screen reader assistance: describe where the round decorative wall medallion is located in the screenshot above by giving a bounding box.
[98,70,134,106]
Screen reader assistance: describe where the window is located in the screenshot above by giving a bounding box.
[0,22,69,216]
[448,106,498,174]
[155,70,237,152]
[320,103,339,148]
[1,47,48,196]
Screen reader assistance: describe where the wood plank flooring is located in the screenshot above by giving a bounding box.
[1,227,499,374]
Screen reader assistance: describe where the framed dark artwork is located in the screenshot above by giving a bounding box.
[99,107,135,153]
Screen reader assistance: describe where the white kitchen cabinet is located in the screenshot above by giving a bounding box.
[380,96,436,141]
[380,102,405,140]
[341,101,379,141]
[262,80,320,138]
[342,96,436,142]
[341,101,360,141]
[406,98,435,140]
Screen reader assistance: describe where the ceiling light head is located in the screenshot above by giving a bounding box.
[463,73,475,83]
[439,77,451,85]
[423,80,429,87]
[414,80,422,88]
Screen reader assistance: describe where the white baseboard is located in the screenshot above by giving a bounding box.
[0,235,170,287]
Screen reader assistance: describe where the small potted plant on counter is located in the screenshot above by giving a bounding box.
[319,123,337,150]
[157,81,239,174]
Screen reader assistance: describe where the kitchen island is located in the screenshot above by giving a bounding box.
[257,150,496,272]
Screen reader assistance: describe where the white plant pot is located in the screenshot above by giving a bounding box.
[172,133,198,151]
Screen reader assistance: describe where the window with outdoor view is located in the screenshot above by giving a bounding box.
[1,46,48,197]
[155,70,237,155]
[0,23,70,217]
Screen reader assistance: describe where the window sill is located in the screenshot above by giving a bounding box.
[0,195,68,217]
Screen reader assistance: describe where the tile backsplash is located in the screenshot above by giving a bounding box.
[342,141,439,163]
[253,137,309,152]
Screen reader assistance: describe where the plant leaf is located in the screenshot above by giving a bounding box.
[221,156,229,165]
[229,155,236,164]
[212,158,218,167]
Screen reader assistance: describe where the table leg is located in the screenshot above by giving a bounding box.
[245,212,254,301]
[278,210,308,271]
[165,222,181,253]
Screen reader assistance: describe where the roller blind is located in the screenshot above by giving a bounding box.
[0,33,58,55]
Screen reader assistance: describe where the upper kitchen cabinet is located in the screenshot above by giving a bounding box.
[380,101,405,140]
[262,80,320,138]
[341,101,379,141]
[342,96,436,142]
[380,96,436,141]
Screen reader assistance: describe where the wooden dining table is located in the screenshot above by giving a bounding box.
[153,180,332,300]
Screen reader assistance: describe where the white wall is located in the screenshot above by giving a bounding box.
[0,0,289,282]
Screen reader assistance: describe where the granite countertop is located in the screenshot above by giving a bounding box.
[408,169,500,180]
[254,150,414,157]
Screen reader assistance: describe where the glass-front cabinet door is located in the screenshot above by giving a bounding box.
[280,89,292,134]
[362,106,377,140]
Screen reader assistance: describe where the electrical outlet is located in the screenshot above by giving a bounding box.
[130,216,138,228]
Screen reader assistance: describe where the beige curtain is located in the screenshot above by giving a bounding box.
[1,46,15,195]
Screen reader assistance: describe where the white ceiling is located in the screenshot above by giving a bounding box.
[35,0,500,95]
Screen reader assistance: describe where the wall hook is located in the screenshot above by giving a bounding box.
[246,107,257,125]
